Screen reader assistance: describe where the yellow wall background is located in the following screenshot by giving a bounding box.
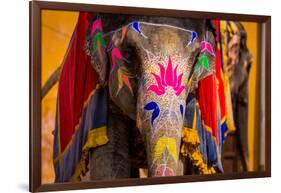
[41,10,78,184]
[241,22,260,171]
[41,11,260,183]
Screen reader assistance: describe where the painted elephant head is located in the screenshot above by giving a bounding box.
[85,15,216,177]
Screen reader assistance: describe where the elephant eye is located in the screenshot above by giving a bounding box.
[180,104,184,117]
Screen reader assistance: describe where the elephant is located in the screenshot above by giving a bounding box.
[53,12,224,182]
[221,21,253,164]
[84,13,223,179]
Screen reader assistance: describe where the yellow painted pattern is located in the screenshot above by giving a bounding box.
[154,136,178,162]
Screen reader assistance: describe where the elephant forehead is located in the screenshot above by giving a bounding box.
[138,22,194,43]
[140,28,191,59]
[126,23,196,65]
[146,28,183,50]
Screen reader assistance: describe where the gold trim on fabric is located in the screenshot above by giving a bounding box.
[54,84,103,164]
[219,20,236,134]
[195,101,216,138]
[180,127,216,174]
[223,73,236,133]
[71,126,109,182]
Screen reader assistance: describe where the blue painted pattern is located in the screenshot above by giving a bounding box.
[144,101,160,126]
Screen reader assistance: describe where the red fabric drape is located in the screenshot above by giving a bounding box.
[58,12,98,152]
[197,74,218,142]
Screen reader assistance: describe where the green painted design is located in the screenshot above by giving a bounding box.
[195,55,209,71]
[92,32,105,53]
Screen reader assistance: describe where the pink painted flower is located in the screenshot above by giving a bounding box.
[147,56,186,96]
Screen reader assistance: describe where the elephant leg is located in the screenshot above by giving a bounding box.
[89,104,131,180]
[128,125,147,178]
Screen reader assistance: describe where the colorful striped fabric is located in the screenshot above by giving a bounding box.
[53,13,109,182]
[214,19,236,142]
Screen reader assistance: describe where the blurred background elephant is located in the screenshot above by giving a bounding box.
[220,21,253,170]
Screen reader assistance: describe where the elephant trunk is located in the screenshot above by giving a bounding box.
[147,107,184,177]
[137,55,188,177]
[130,26,192,177]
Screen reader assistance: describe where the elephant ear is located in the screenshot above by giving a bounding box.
[107,26,138,120]
[84,17,108,85]
[188,21,216,93]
